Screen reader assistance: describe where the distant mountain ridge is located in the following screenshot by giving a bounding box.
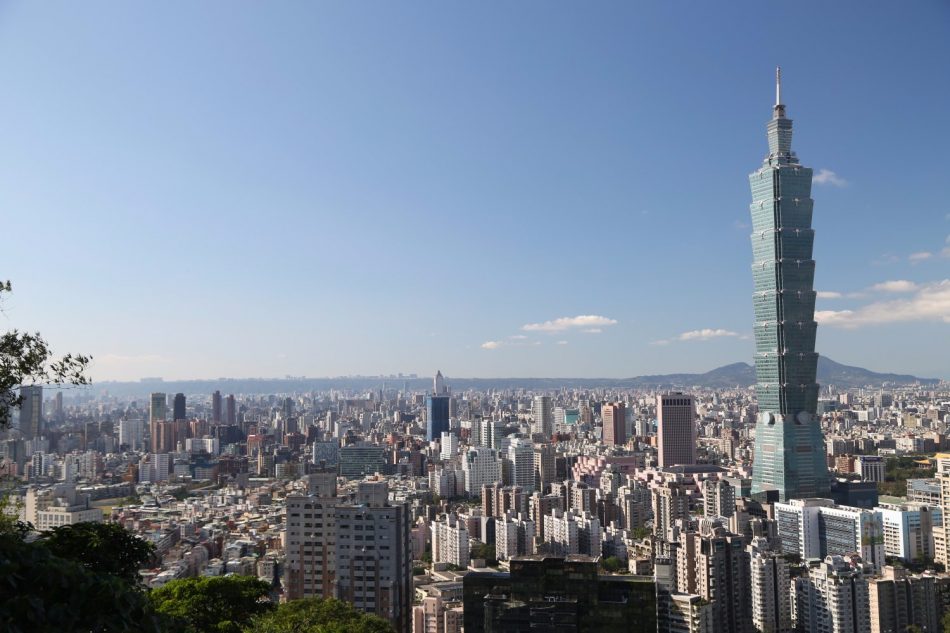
[91,357,939,397]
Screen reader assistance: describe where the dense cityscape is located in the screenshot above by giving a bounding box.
[3,77,949,631]
[3,4,949,633]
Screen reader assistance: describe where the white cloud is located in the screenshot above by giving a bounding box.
[480,341,502,350]
[816,279,950,328]
[556,340,568,345]
[649,339,671,346]
[582,328,603,334]
[909,251,933,263]
[677,328,740,341]
[870,280,918,293]
[817,291,843,299]
[508,334,527,340]
[522,315,618,333]
[812,169,848,187]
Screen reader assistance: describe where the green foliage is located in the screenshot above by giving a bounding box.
[0,532,160,633]
[602,556,623,573]
[149,575,273,633]
[470,541,496,563]
[0,281,91,428]
[246,597,394,633]
[879,455,935,498]
[942,609,950,633]
[631,527,651,540]
[40,521,155,585]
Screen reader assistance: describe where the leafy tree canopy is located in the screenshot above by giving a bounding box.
[0,533,160,633]
[0,280,90,428]
[40,521,155,585]
[246,598,394,633]
[150,575,273,633]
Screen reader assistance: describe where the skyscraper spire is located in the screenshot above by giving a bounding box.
[775,66,782,106]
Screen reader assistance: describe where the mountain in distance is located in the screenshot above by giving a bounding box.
[91,357,939,397]
[624,357,939,390]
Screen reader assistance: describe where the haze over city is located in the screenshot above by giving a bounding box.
[1,2,948,382]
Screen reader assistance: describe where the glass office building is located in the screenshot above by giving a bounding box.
[749,70,829,501]
[426,395,451,442]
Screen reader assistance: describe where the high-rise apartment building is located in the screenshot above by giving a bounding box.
[794,555,870,633]
[748,537,792,633]
[18,385,43,439]
[657,393,696,468]
[285,472,339,600]
[748,70,829,501]
[531,396,553,438]
[602,402,626,446]
[432,513,470,568]
[868,566,941,633]
[507,437,535,493]
[334,478,412,633]
[653,480,692,540]
[463,447,502,496]
[702,479,736,520]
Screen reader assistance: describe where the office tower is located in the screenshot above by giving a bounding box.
[426,395,451,442]
[749,69,829,501]
[657,393,696,468]
[433,370,447,395]
[440,431,459,461]
[172,393,186,422]
[507,437,535,493]
[702,479,736,519]
[53,391,63,423]
[774,499,885,570]
[877,502,941,562]
[334,478,412,633]
[431,513,470,568]
[868,566,941,633]
[462,447,502,495]
[748,537,792,633]
[531,396,553,438]
[285,472,338,600]
[602,402,626,446]
[464,556,656,633]
[494,512,536,560]
[225,394,236,424]
[18,385,43,439]
[149,392,167,453]
[338,443,386,479]
[652,480,692,540]
[211,390,222,423]
[533,443,557,493]
[794,556,870,633]
[855,456,886,483]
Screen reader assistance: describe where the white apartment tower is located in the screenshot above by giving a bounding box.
[531,396,554,438]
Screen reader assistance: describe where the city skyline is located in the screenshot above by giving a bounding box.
[2,3,948,382]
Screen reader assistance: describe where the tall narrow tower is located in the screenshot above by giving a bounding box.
[749,68,829,501]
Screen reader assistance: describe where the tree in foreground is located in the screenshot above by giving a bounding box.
[39,521,155,585]
[0,533,160,633]
[246,598,395,633]
[0,280,90,429]
[149,575,273,633]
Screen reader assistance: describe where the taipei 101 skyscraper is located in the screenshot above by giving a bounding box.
[749,69,829,501]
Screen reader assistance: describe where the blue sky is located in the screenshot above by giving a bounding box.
[1,2,948,381]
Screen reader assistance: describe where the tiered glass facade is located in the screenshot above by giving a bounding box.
[749,74,830,501]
